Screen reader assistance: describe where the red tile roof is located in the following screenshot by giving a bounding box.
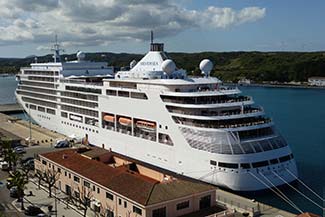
[40,148,215,206]
[297,213,321,217]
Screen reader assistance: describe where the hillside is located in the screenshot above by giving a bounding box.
[1,51,325,82]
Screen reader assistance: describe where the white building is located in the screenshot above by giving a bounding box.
[308,77,325,86]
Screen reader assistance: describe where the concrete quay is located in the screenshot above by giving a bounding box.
[0,112,64,146]
[0,103,23,114]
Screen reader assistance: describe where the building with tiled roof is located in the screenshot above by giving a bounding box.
[35,147,220,217]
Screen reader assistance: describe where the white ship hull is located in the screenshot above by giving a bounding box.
[16,92,298,191]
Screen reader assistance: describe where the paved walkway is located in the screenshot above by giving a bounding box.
[216,189,297,217]
[11,179,97,217]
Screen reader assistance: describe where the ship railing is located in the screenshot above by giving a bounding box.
[176,118,272,129]
[172,86,239,93]
[162,96,252,105]
[168,107,263,117]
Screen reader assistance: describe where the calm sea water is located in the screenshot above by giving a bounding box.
[0,77,324,214]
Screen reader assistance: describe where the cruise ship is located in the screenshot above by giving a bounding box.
[15,39,298,191]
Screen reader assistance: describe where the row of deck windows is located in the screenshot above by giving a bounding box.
[66,86,102,94]
[210,153,294,169]
[60,91,98,101]
[20,80,55,88]
[106,89,148,100]
[22,70,59,76]
[22,97,57,108]
[61,97,98,108]
[18,86,57,95]
[17,90,57,101]
[61,104,98,117]
[28,76,56,82]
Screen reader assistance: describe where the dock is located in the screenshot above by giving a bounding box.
[0,113,64,146]
[0,103,23,114]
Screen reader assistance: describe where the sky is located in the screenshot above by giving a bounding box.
[0,0,324,57]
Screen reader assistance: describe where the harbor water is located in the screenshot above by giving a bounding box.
[0,76,324,215]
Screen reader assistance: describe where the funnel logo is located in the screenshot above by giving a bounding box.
[140,62,159,66]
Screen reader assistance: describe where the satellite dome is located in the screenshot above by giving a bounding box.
[199,59,213,77]
[130,60,137,69]
[77,51,86,61]
[161,59,176,75]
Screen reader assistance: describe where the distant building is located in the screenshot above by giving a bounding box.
[35,148,221,217]
[308,77,325,86]
[238,78,252,85]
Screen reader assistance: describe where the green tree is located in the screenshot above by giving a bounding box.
[1,140,20,171]
[11,171,28,210]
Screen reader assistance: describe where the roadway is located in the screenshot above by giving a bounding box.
[0,145,56,216]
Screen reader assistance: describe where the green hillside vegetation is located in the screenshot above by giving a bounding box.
[1,51,325,82]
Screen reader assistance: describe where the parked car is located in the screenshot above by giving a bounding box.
[24,159,35,170]
[21,157,34,164]
[14,146,26,154]
[24,205,44,216]
[54,140,69,148]
[0,161,9,171]
[9,186,18,198]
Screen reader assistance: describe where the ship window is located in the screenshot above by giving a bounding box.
[61,112,68,118]
[210,160,217,166]
[131,92,148,100]
[30,104,37,110]
[38,106,45,112]
[270,158,278,164]
[158,133,173,146]
[118,91,130,97]
[279,155,291,163]
[218,162,238,169]
[240,163,251,169]
[25,103,29,108]
[252,161,269,168]
[47,108,56,115]
[106,89,117,96]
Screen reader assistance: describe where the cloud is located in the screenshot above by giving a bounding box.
[0,0,266,48]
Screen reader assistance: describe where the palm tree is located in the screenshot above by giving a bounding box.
[11,171,28,210]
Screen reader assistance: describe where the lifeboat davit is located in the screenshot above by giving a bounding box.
[136,120,156,132]
[119,117,132,126]
[103,115,115,123]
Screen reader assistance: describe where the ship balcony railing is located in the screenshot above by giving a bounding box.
[169,86,239,93]
[162,96,252,105]
[60,79,103,86]
[168,107,263,117]
[175,118,272,129]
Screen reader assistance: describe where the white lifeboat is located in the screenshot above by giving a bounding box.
[119,117,132,127]
[103,115,115,123]
[136,120,156,132]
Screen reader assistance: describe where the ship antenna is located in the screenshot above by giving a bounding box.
[150,30,153,44]
[51,34,64,63]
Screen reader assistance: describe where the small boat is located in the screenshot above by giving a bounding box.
[136,120,156,132]
[103,115,115,123]
[119,117,132,126]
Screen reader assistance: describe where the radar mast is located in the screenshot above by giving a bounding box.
[51,35,64,63]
